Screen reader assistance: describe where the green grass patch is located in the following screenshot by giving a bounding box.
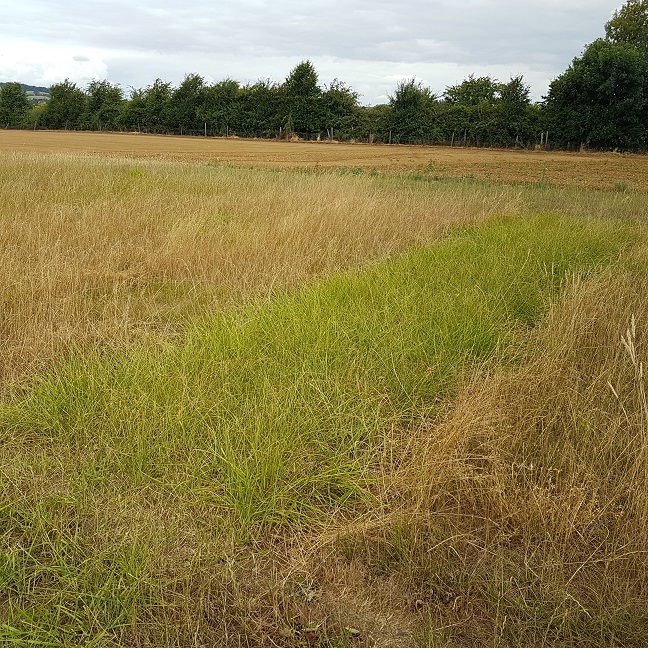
[0,213,636,643]
[3,215,633,527]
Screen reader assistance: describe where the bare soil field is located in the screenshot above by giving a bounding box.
[2,129,647,190]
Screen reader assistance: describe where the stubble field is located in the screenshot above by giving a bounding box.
[1,131,647,647]
[3,129,648,190]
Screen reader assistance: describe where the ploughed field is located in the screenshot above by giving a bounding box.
[0,135,647,647]
[3,128,648,190]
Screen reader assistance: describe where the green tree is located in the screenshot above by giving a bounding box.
[238,80,281,137]
[442,75,499,145]
[171,74,205,133]
[281,60,324,136]
[605,0,648,52]
[42,80,86,129]
[141,79,173,133]
[200,79,240,135]
[84,80,124,130]
[118,87,147,131]
[25,102,48,129]
[494,76,536,146]
[388,78,438,144]
[545,38,648,149]
[444,75,499,106]
[322,79,360,139]
[0,82,30,126]
[356,104,391,142]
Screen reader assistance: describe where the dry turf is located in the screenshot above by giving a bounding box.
[0,133,648,647]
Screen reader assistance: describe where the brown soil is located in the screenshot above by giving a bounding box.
[2,129,647,191]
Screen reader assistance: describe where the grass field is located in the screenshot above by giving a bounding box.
[1,133,647,647]
[3,129,648,190]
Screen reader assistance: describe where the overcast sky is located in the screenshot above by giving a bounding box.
[2,0,622,105]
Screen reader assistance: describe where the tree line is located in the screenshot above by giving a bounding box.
[2,0,647,151]
[0,68,545,147]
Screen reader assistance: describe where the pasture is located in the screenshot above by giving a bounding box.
[0,133,647,647]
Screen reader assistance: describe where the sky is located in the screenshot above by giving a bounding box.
[1,0,623,105]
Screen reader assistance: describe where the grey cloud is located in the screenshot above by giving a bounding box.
[3,0,621,103]
[73,55,90,62]
[10,0,614,61]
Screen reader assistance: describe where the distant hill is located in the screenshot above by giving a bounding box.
[0,82,50,104]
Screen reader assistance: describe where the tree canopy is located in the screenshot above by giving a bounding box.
[43,80,86,129]
[84,80,124,130]
[388,79,438,143]
[0,82,30,126]
[605,0,648,52]
[542,1,648,151]
[281,60,324,134]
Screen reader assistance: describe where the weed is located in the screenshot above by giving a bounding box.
[128,167,146,179]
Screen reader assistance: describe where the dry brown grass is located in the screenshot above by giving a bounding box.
[2,144,647,646]
[2,149,645,390]
[97,262,648,647]
[3,130,648,190]
[286,265,648,646]
[0,152,519,387]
